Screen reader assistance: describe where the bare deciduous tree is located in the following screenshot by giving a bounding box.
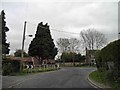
[57,38,81,53]
[80,28,107,50]
[57,38,81,66]
[68,38,80,53]
[56,38,70,53]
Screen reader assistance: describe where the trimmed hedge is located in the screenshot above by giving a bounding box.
[2,58,20,75]
[95,39,120,82]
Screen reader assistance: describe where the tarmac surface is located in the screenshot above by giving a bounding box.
[2,67,97,88]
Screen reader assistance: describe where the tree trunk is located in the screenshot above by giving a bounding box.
[35,56,43,67]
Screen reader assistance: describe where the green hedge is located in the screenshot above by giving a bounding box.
[2,58,20,75]
[95,39,120,82]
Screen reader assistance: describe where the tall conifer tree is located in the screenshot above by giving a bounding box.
[1,10,10,56]
[28,22,57,64]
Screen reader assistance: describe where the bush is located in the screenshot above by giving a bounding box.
[2,58,20,75]
[95,39,120,82]
[106,68,120,82]
[2,63,14,75]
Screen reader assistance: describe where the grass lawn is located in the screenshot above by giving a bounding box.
[89,70,107,84]
[10,67,60,76]
[89,70,120,88]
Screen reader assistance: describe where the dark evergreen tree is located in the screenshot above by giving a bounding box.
[1,10,10,55]
[28,22,57,64]
[14,49,29,57]
[61,52,83,62]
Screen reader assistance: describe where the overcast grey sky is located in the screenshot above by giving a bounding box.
[1,0,119,55]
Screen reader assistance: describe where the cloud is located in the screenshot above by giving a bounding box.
[1,1,118,54]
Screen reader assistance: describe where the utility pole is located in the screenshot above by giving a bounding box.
[21,21,27,58]
[20,21,27,71]
[118,32,120,39]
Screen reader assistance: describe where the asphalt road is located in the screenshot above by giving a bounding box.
[2,67,97,88]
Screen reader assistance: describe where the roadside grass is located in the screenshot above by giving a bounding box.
[89,70,107,84]
[10,68,60,76]
[89,70,120,88]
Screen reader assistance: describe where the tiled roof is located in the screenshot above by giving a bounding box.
[8,56,55,64]
[9,56,33,62]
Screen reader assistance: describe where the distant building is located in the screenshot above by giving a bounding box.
[86,48,98,65]
[8,56,56,68]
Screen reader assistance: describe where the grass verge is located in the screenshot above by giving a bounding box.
[10,68,60,76]
[89,70,120,88]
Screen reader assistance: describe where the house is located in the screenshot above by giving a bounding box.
[8,56,34,66]
[86,48,97,65]
[42,59,56,68]
[8,56,56,68]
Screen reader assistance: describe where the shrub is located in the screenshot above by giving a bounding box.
[2,62,14,75]
[2,58,20,75]
[106,67,120,82]
[95,39,120,82]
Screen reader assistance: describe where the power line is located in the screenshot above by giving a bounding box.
[51,29,80,35]
[27,21,118,36]
[27,21,80,35]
